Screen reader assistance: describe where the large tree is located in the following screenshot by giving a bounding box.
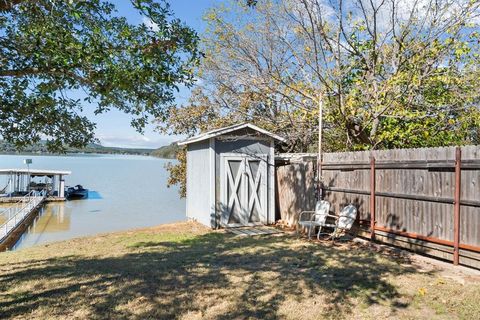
[0,0,199,150]
[163,0,480,151]
[162,0,480,196]
[285,0,480,150]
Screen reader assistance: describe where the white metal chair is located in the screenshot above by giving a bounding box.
[297,200,332,240]
[329,204,358,242]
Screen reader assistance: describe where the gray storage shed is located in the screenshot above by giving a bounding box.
[178,123,285,228]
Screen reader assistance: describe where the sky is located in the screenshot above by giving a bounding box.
[87,0,220,149]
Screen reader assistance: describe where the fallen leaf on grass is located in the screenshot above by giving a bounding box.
[418,288,427,296]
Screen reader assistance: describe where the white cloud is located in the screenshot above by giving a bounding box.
[291,0,479,32]
[97,134,172,149]
[142,16,159,32]
[287,0,479,52]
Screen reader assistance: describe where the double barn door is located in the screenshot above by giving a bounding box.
[220,154,268,227]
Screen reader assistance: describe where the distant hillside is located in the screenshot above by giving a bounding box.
[0,140,154,156]
[151,143,180,159]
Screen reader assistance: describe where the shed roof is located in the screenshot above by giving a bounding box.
[177,123,286,146]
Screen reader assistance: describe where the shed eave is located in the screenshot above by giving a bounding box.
[177,123,286,146]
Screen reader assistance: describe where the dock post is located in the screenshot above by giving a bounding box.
[59,175,65,198]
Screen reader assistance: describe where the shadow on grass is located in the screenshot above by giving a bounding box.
[0,233,427,319]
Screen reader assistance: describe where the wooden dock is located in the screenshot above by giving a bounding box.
[0,191,46,250]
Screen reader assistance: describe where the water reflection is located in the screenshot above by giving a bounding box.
[12,204,72,249]
[0,203,13,225]
[0,203,71,235]
[30,204,71,233]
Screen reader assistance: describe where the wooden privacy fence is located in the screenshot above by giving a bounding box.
[276,146,480,269]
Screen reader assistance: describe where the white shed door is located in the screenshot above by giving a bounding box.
[220,154,268,227]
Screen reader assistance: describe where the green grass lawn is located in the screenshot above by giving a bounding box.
[0,222,479,319]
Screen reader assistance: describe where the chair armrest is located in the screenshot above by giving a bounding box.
[313,213,339,219]
[325,214,340,219]
[306,213,322,223]
[298,211,315,222]
[310,213,340,222]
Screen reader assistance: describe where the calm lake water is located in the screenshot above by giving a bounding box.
[0,154,185,250]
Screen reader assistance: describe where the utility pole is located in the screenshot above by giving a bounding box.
[317,93,323,199]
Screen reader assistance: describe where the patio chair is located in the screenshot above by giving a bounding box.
[327,204,358,242]
[297,200,332,240]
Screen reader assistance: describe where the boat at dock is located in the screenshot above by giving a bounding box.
[65,185,89,200]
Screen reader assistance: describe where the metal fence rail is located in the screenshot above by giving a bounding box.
[0,190,46,241]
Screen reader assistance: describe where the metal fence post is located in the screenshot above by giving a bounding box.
[370,155,376,240]
[453,147,462,265]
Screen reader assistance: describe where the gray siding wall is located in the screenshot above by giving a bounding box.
[186,140,214,227]
[215,139,272,226]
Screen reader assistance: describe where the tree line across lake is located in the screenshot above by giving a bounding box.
[0,140,179,159]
